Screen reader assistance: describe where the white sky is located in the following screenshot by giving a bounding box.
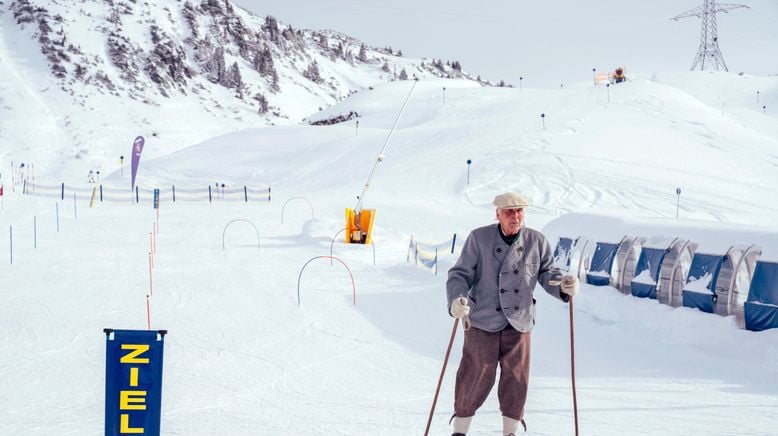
[232,0,778,87]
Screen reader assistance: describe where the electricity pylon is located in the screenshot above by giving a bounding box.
[671,0,749,71]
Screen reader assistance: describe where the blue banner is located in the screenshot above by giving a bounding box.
[682,253,725,313]
[630,247,666,299]
[153,189,160,209]
[553,237,573,270]
[745,261,778,331]
[104,329,166,436]
[586,242,618,286]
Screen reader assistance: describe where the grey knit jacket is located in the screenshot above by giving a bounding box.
[446,224,565,332]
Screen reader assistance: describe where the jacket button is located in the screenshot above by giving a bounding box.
[514,269,519,274]
[514,289,519,293]
[500,289,506,293]
[515,305,520,310]
[497,248,502,252]
[496,307,502,312]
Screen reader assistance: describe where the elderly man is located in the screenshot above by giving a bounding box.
[446,192,579,436]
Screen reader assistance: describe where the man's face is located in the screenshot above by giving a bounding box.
[496,207,524,235]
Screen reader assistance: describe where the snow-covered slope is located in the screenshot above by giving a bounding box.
[0,70,778,436]
[135,73,778,232]
[1,72,778,435]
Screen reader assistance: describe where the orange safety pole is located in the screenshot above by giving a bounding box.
[149,252,153,296]
[146,294,151,330]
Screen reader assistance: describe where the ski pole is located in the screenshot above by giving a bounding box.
[569,295,579,436]
[552,276,579,435]
[424,317,460,436]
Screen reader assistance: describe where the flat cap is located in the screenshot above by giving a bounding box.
[493,192,529,209]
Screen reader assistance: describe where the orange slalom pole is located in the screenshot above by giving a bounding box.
[149,252,153,296]
[146,294,151,330]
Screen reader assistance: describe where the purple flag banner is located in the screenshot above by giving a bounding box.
[130,136,145,191]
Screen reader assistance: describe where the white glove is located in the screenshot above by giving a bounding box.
[560,275,580,297]
[450,297,470,319]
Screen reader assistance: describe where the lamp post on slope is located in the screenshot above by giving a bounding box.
[675,187,682,219]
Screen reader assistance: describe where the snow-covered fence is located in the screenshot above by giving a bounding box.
[683,245,763,316]
[585,242,619,286]
[407,234,458,275]
[721,244,762,325]
[22,182,271,204]
[630,246,668,299]
[658,239,698,307]
[581,236,643,290]
[554,237,574,271]
[744,260,778,331]
[557,234,776,330]
[681,252,726,313]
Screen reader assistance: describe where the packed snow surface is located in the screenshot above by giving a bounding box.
[2,73,778,435]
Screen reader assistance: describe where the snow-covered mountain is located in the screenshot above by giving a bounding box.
[0,0,481,180]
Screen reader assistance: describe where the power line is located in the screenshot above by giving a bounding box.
[671,0,750,72]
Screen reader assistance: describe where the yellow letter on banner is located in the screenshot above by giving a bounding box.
[120,344,150,364]
[120,390,148,410]
[120,414,144,434]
